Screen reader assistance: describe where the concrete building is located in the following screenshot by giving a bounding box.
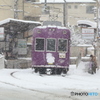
[0,0,96,25]
[0,0,41,21]
[39,0,96,26]
[0,0,96,24]
[0,0,23,20]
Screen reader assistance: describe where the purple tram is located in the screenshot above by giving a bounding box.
[32,25,70,75]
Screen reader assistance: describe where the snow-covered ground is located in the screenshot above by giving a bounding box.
[0,61,100,100]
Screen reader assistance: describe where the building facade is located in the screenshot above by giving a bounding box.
[39,0,96,26]
[0,0,96,25]
[0,0,40,21]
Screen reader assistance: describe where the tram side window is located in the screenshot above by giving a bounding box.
[35,39,44,51]
[47,39,55,51]
[58,39,67,52]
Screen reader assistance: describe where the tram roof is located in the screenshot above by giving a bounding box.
[37,25,68,29]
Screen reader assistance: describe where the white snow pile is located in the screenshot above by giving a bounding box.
[77,20,97,28]
[70,61,91,75]
[0,61,100,92]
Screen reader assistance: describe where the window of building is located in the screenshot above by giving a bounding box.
[25,0,36,2]
[74,5,78,9]
[68,5,71,9]
[24,16,39,21]
[42,6,50,14]
[31,0,36,2]
[86,6,94,14]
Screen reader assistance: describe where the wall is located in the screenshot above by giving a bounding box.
[70,46,91,57]
[40,2,96,25]
[0,0,96,25]
[0,54,4,69]
[0,0,41,21]
[0,0,14,20]
[24,2,41,21]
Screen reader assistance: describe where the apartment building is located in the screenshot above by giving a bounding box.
[0,0,23,20]
[0,0,96,25]
[39,0,96,25]
[0,0,40,21]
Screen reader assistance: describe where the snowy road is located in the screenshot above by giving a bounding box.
[0,62,100,100]
[0,69,77,100]
[0,84,74,100]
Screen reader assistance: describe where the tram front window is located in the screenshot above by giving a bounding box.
[47,39,55,51]
[58,39,67,52]
[35,38,44,51]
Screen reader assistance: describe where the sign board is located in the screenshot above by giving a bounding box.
[82,28,94,39]
[18,39,27,55]
[0,54,4,69]
[0,27,4,40]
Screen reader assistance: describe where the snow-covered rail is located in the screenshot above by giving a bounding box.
[0,70,79,100]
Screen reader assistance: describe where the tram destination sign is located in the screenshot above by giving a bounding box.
[82,28,94,40]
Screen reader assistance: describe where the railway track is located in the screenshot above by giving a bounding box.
[0,70,79,100]
[11,71,100,91]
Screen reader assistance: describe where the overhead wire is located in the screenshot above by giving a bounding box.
[2,0,13,8]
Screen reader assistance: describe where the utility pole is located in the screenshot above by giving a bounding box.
[94,0,100,68]
[63,0,67,27]
[44,0,47,13]
[14,0,18,19]
[22,0,24,19]
[97,0,100,68]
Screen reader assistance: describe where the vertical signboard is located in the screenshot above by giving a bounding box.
[0,54,4,69]
[82,28,94,40]
[18,39,27,55]
[98,0,100,36]
[0,27,4,40]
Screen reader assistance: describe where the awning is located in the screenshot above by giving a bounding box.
[0,18,41,35]
[77,20,97,28]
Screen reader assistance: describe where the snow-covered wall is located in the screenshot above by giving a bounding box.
[0,54,4,69]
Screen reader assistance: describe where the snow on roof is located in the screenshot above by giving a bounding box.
[0,18,41,26]
[40,0,95,3]
[87,46,94,50]
[37,25,67,29]
[77,44,92,47]
[77,20,97,28]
